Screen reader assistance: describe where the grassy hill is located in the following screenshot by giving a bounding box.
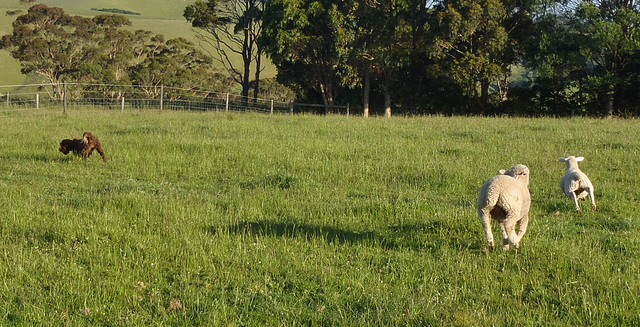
[0,0,274,87]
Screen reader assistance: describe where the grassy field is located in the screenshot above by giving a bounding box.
[0,109,639,325]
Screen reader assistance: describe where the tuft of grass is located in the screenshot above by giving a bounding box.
[0,108,639,325]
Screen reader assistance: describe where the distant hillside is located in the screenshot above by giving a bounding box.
[0,0,274,87]
[17,0,197,19]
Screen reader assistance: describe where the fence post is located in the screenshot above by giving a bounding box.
[225,93,229,112]
[270,100,274,115]
[121,97,125,112]
[160,85,164,111]
[289,101,293,115]
[346,103,350,117]
[36,94,39,109]
[63,83,67,114]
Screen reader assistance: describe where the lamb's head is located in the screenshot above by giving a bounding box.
[559,156,584,170]
[499,164,530,186]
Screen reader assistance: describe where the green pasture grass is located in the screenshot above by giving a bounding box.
[0,109,639,325]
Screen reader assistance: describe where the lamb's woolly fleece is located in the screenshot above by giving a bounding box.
[559,156,596,213]
[477,164,531,251]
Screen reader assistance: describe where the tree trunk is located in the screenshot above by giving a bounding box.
[479,79,490,115]
[241,28,251,106]
[363,61,371,118]
[320,82,335,114]
[253,49,262,100]
[606,90,615,118]
[384,69,392,118]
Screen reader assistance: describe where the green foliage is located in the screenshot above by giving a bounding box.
[0,109,639,324]
[1,4,230,100]
[262,0,349,107]
[432,0,533,113]
[518,0,640,117]
[184,0,265,102]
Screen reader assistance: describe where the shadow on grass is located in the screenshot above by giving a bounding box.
[4,152,74,163]
[216,221,377,246]
[210,220,484,253]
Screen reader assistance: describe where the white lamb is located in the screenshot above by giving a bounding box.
[477,164,531,251]
[559,156,596,213]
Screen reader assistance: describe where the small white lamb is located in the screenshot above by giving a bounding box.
[559,156,596,213]
[477,164,531,251]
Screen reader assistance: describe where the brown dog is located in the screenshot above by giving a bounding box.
[59,138,86,156]
[82,132,107,162]
[58,132,107,162]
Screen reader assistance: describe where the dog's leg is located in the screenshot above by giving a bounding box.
[96,145,107,162]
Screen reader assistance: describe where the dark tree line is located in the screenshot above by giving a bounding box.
[256,0,640,117]
[4,1,640,117]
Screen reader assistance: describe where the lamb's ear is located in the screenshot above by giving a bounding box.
[576,156,584,161]
[499,169,507,175]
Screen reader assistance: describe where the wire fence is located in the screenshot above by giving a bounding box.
[0,83,350,116]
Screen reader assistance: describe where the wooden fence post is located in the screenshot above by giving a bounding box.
[225,93,229,112]
[160,85,164,111]
[121,97,125,112]
[63,83,67,114]
[36,94,39,109]
[270,100,274,115]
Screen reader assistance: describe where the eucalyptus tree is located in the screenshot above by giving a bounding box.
[128,36,221,99]
[0,4,98,98]
[69,14,141,98]
[348,0,408,117]
[517,2,587,116]
[431,0,536,113]
[261,0,353,111]
[572,0,640,116]
[184,0,265,105]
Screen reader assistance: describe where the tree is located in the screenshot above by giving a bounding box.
[432,0,535,113]
[0,4,98,98]
[517,3,587,116]
[261,0,352,111]
[573,0,640,117]
[129,36,222,99]
[348,0,405,117]
[184,0,265,105]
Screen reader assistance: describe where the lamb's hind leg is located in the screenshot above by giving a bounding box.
[501,212,520,251]
[571,192,582,213]
[588,187,597,211]
[515,215,529,248]
[479,209,495,250]
[499,221,509,251]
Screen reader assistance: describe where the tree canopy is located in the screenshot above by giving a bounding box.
[1,4,230,100]
[4,1,640,116]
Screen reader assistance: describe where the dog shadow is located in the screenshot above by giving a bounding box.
[3,152,73,163]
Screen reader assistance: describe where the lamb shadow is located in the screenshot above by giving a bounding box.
[210,219,484,252]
